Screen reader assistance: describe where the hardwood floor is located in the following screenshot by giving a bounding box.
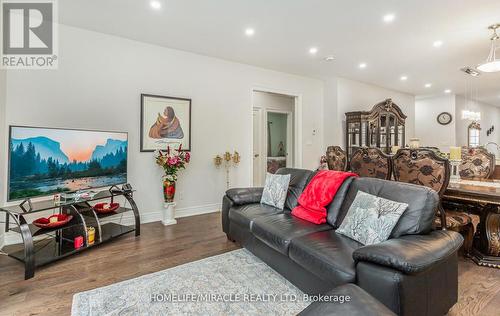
[1,211,499,316]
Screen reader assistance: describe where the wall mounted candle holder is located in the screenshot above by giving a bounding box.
[214,151,241,189]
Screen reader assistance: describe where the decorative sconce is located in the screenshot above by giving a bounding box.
[213,151,241,189]
[224,151,232,163]
[232,151,241,164]
[214,155,223,168]
[487,126,495,136]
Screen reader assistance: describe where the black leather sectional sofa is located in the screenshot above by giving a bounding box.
[222,168,464,316]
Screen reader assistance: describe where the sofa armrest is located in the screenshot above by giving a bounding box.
[225,187,264,205]
[352,230,463,274]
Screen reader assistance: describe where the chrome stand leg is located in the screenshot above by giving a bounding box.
[125,193,140,236]
[19,215,34,280]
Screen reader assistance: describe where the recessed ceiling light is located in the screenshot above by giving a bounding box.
[383,13,396,23]
[324,56,335,61]
[400,75,408,81]
[309,47,318,55]
[433,40,443,48]
[150,0,161,10]
[444,89,452,94]
[245,28,255,37]
[359,63,367,69]
[425,83,432,88]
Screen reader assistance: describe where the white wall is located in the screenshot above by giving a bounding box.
[2,25,324,222]
[415,95,456,151]
[325,77,416,148]
[455,96,500,152]
[323,77,339,147]
[413,94,500,156]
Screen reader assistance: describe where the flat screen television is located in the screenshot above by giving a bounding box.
[8,126,128,201]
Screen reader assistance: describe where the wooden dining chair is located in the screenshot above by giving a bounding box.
[392,148,474,253]
[349,147,392,180]
[326,146,347,171]
[459,147,496,180]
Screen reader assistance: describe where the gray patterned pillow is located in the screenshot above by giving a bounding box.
[337,191,408,245]
[261,173,291,210]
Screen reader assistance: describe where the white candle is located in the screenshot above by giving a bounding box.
[450,147,462,161]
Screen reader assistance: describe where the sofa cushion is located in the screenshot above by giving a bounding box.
[326,177,355,227]
[226,187,264,205]
[251,213,332,255]
[335,178,439,237]
[228,203,286,229]
[298,284,396,316]
[289,230,362,285]
[276,168,316,210]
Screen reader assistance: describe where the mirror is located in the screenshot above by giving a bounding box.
[468,122,481,148]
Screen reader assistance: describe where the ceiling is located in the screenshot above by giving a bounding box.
[59,0,500,106]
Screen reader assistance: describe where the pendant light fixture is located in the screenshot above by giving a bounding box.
[477,24,500,73]
[461,70,481,121]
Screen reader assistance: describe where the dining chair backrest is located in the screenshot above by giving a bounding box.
[392,148,450,196]
[326,146,347,171]
[349,147,392,180]
[459,147,496,180]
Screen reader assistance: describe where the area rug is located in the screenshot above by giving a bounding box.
[72,249,309,315]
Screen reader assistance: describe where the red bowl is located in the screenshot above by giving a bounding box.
[93,202,120,214]
[33,214,73,229]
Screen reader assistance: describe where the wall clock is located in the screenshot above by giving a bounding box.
[437,112,453,125]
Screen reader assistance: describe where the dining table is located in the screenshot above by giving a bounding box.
[444,179,500,268]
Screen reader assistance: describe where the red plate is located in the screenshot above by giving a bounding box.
[33,214,73,229]
[93,202,120,214]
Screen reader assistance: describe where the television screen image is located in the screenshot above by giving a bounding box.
[8,126,128,201]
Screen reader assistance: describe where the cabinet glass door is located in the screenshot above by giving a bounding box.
[389,115,396,150]
[397,125,405,147]
[348,122,360,156]
[379,115,387,150]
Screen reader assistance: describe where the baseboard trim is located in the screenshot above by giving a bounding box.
[176,203,221,219]
[0,203,221,246]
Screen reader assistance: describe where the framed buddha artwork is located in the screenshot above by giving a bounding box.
[141,94,192,152]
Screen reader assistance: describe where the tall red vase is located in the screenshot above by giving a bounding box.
[163,178,176,203]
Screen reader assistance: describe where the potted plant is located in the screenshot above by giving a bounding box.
[155,144,190,203]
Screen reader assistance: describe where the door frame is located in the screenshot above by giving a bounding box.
[252,107,264,186]
[251,86,302,186]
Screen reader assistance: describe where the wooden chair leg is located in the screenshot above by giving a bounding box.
[462,223,474,257]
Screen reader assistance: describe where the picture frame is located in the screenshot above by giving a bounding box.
[140,94,192,152]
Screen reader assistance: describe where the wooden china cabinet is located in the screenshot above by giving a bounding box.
[345,99,407,159]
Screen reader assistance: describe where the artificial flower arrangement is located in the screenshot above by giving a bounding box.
[155,144,191,202]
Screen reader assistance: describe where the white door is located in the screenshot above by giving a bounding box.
[253,108,263,186]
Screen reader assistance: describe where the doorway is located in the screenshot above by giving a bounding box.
[252,90,297,186]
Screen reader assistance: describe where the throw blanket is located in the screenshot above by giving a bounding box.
[292,170,357,224]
